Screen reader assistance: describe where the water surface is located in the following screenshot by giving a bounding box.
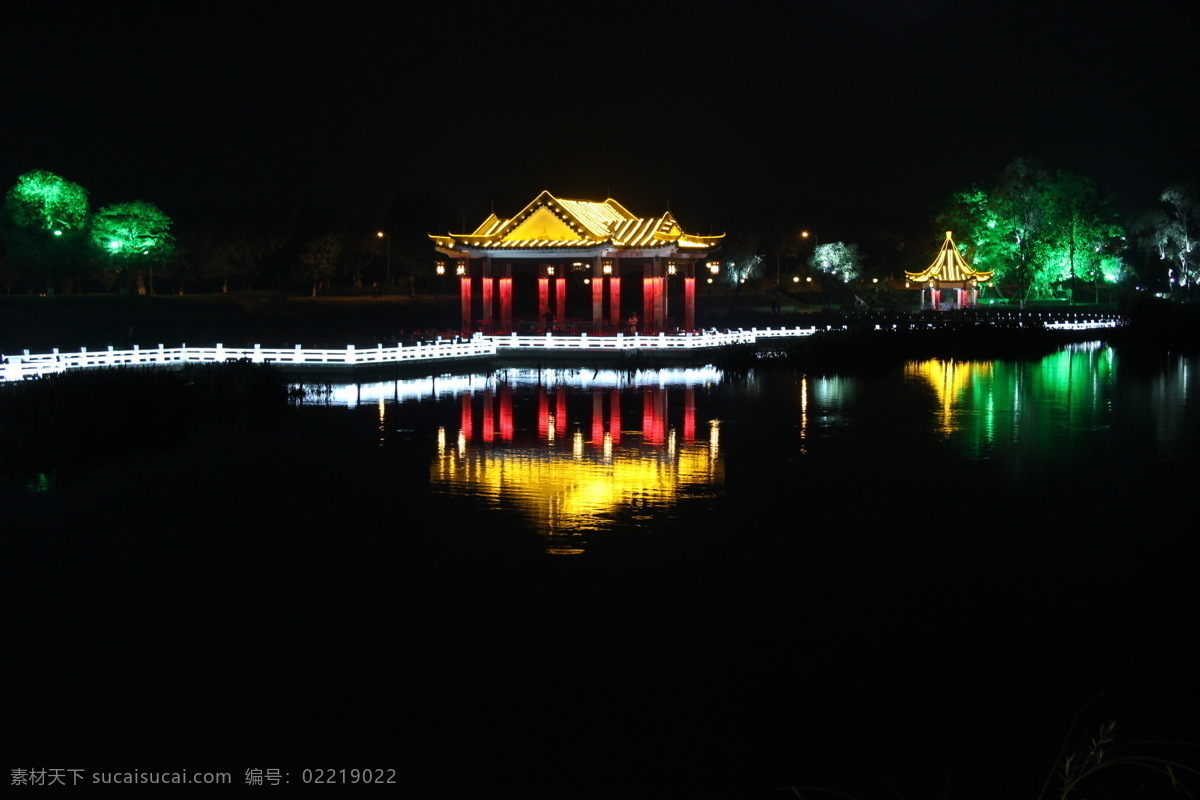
[7,345,1198,798]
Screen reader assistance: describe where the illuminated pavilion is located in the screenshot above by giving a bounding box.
[906,231,994,309]
[431,191,723,335]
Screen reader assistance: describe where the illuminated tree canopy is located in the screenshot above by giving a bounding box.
[810,242,862,283]
[723,253,764,285]
[2,170,91,293]
[1150,184,1198,290]
[937,159,1125,303]
[3,170,89,233]
[90,200,175,269]
[1041,171,1125,292]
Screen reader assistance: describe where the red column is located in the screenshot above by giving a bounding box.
[538,278,550,329]
[592,277,604,329]
[609,276,621,329]
[642,276,654,333]
[555,278,566,324]
[684,277,695,332]
[459,277,472,336]
[652,277,666,332]
[481,278,493,330]
[499,278,513,332]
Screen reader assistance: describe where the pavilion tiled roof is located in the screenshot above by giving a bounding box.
[906,231,994,285]
[431,190,722,253]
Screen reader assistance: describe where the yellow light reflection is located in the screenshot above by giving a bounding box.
[431,430,723,554]
[905,359,991,436]
[378,398,386,446]
[799,375,809,453]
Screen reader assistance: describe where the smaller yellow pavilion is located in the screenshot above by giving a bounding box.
[906,231,994,309]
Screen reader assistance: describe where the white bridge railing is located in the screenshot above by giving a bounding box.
[0,329,792,381]
[483,328,813,350]
[1044,318,1123,331]
[1,340,497,381]
[0,318,1122,382]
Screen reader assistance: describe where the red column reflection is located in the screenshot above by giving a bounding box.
[481,389,494,443]
[460,392,473,440]
[499,383,514,442]
[643,386,666,445]
[609,387,621,445]
[591,390,605,448]
[555,386,567,438]
[684,387,696,442]
[537,386,550,439]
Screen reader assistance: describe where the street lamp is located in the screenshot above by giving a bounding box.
[801,230,819,284]
[376,231,390,291]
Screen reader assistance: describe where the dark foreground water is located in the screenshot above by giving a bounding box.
[5,344,1198,797]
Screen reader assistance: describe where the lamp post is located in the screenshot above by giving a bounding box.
[801,230,819,276]
[376,231,390,291]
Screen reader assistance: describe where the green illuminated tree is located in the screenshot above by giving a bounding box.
[1,170,90,294]
[4,169,89,231]
[989,158,1052,303]
[1042,171,1125,302]
[91,200,175,294]
[938,159,1053,304]
[938,159,1126,305]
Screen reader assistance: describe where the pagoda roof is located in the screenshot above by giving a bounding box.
[431,190,723,254]
[906,231,994,286]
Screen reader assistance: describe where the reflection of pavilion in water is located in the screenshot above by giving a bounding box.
[905,358,994,436]
[904,345,1118,463]
[431,379,723,554]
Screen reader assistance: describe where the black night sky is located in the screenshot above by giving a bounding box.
[4,1,1196,238]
